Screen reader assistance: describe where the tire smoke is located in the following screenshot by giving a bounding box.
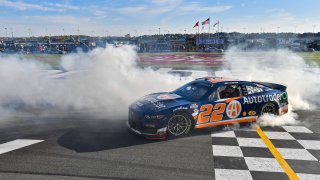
[0,46,185,119]
[221,48,320,126]
[0,46,318,127]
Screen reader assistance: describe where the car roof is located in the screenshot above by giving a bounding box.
[195,77,241,83]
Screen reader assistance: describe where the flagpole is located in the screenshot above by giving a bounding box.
[198,21,199,34]
[198,21,200,51]
[217,20,220,40]
[208,17,211,38]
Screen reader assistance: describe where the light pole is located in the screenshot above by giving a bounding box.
[4,28,7,39]
[77,26,80,36]
[313,25,316,34]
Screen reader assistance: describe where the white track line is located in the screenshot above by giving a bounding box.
[0,139,44,155]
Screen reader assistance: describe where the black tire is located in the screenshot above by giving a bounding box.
[261,103,278,115]
[167,112,192,137]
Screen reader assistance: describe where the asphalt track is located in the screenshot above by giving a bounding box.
[0,104,319,180]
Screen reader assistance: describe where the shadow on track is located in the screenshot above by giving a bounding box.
[57,119,151,152]
[57,119,212,153]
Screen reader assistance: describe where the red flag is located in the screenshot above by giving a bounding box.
[202,18,210,25]
[193,21,199,28]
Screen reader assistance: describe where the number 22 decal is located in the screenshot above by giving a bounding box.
[197,103,226,124]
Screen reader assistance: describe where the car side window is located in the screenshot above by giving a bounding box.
[208,91,218,101]
[209,84,242,101]
[243,85,263,95]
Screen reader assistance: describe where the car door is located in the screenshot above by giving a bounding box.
[195,83,244,128]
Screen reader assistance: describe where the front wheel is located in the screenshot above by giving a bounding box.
[167,113,192,137]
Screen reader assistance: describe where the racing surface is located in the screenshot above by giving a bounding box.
[0,111,214,180]
[0,101,319,180]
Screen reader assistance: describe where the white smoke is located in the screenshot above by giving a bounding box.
[221,48,320,126]
[222,49,320,110]
[257,106,299,127]
[0,45,185,119]
[0,46,318,127]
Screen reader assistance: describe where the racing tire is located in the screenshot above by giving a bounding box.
[167,112,192,137]
[261,103,278,115]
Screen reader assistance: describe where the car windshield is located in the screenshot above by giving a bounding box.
[173,82,212,101]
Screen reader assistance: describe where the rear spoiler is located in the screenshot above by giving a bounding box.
[254,81,287,91]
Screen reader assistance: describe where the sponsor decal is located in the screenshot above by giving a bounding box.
[243,93,286,105]
[243,112,247,116]
[248,110,256,116]
[226,100,242,118]
[145,97,166,109]
[190,103,198,109]
[281,92,288,100]
[157,94,179,100]
[192,109,199,116]
[173,106,188,112]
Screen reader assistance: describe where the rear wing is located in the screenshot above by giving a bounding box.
[254,81,287,91]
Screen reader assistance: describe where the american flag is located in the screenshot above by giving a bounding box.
[193,21,199,28]
[202,18,210,25]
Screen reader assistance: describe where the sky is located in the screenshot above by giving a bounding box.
[0,0,320,37]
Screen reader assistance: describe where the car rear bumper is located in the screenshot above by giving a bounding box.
[279,105,289,115]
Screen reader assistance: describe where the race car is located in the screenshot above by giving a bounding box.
[127,77,288,139]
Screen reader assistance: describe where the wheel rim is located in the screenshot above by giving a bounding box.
[167,115,190,136]
[262,104,276,115]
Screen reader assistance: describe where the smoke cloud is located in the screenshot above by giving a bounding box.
[220,48,319,126]
[0,45,184,119]
[222,48,320,111]
[0,46,319,127]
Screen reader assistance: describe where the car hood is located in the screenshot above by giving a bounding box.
[131,92,191,112]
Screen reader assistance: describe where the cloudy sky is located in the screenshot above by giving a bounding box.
[0,0,319,37]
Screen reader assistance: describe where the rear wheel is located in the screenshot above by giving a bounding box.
[261,103,278,115]
[167,113,192,137]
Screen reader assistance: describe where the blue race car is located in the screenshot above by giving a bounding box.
[127,77,288,139]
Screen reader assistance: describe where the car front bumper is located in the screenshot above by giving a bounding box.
[126,121,167,139]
